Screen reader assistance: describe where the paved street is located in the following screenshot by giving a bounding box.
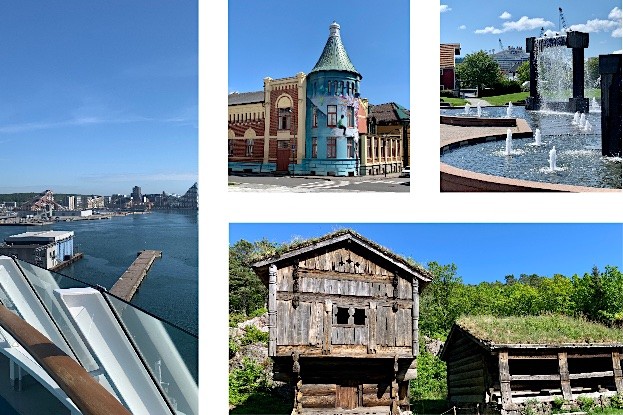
[228,174,410,192]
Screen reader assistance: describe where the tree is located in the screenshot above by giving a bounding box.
[516,60,530,84]
[585,57,600,88]
[455,51,502,92]
[229,239,279,314]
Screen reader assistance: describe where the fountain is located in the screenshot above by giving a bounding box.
[477,103,482,117]
[534,128,542,146]
[504,129,513,155]
[548,146,557,171]
[440,32,621,191]
[591,97,601,112]
[463,103,471,115]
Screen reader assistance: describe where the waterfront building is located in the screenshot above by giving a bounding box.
[64,195,76,210]
[228,22,407,176]
[179,182,198,209]
[0,230,74,270]
[490,46,529,77]
[86,195,105,209]
[132,186,143,204]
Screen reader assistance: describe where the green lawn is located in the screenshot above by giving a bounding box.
[482,92,529,106]
[441,97,468,106]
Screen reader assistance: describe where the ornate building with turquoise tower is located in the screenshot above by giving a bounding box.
[299,22,364,176]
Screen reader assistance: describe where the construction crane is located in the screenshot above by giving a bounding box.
[559,7,568,32]
[499,38,504,51]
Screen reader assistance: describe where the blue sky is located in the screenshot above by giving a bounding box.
[229,223,623,284]
[441,1,623,57]
[0,1,197,196]
[228,0,410,108]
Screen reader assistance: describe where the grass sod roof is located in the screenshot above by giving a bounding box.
[456,315,623,348]
[250,229,433,281]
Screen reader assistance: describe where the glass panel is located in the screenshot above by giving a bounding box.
[17,261,100,372]
[105,293,198,415]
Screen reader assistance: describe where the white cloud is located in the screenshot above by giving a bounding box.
[502,16,554,32]
[458,25,466,30]
[609,7,622,20]
[499,11,512,20]
[569,19,619,33]
[475,16,554,35]
[475,26,502,35]
[613,49,623,54]
[613,27,622,38]
[440,4,451,13]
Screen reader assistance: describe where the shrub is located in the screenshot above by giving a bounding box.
[440,89,456,98]
[249,307,267,318]
[577,395,596,412]
[230,312,248,327]
[241,325,269,346]
[611,394,623,409]
[229,358,270,406]
[229,337,240,358]
[410,349,447,400]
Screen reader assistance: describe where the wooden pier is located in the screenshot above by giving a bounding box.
[110,250,162,301]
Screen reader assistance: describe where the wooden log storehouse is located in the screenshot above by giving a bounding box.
[440,315,623,415]
[251,230,433,414]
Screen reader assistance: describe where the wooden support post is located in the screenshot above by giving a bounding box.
[368,301,376,354]
[558,352,573,401]
[412,278,419,356]
[498,351,513,410]
[268,265,277,357]
[292,352,302,414]
[391,356,399,415]
[322,300,332,355]
[613,351,623,393]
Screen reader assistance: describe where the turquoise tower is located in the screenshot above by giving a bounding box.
[301,22,363,176]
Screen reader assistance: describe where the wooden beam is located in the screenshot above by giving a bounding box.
[498,351,513,410]
[613,351,623,393]
[322,300,332,355]
[568,370,614,380]
[511,374,560,381]
[412,278,419,356]
[268,264,277,357]
[558,352,573,401]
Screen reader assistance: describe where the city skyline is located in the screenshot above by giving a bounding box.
[441,1,622,57]
[229,223,623,285]
[228,0,410,109]
[0,1,197,195]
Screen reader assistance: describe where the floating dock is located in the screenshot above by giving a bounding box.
[110,250,162,301]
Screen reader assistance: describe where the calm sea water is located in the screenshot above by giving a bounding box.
[0,210,198,336]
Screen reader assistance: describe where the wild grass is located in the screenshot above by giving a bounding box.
[457,315,623,345]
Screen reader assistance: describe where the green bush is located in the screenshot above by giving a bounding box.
[611,394,623,409]
[577,395,596,412]
[229,358,270,406]
[241,325,269,346]
[229,337,240,358]
[249,307,267,318]
[410,348,447,400]
[230,312,248,328]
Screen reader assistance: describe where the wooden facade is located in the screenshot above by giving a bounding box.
[441,324,623,415]
[252,231,432,414]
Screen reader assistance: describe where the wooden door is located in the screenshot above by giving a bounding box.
[336,384,358,409]
[277,140,290,171]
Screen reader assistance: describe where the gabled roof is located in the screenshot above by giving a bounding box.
[310,22,361,78]
[228,91,264,106]
[369,102,410,123]
[440,315,623,360]
[440,43,461,69]
[251,229,432,286]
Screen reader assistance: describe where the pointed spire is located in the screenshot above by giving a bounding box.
[310,22,361,78]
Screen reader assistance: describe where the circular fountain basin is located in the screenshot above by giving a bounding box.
[440,107,621,191]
